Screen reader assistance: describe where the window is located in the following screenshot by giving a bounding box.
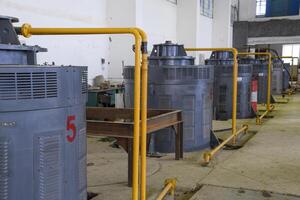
[282,44,300,65]
[256,0,266,17]
[200,0,214,18]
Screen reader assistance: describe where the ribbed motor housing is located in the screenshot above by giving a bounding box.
[206,52,254,120]
[0,65,88,200]
[123,41,214,153]
[272,59,283,95]
[240,58,269,104]
[283,63,291,91]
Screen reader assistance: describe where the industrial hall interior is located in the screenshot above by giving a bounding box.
[2,0,300,199]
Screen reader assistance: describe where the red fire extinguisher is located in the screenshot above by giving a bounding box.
[251,79,258,113]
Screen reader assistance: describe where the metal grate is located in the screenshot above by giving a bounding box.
[38,135,61,200]
[0,73,16,100]
[81,70,88,94]
[0,140,9,200]
[164,67,211,80]
[0,72,58,100]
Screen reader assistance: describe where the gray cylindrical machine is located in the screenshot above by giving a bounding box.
[240,58,269,104]
[124,41,214,152]
[0,16,87,200]
[283,63,291,91]
[206,52,254,120]
[272,59,284,95]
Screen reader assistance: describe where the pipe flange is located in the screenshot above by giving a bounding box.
[21,23,32,38]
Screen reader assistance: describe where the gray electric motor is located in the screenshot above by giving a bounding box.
[0,16,87,200]
[240,58,269,104]
[283,63,291,91]
[124,41,214,152]
[272,59,284,95]
[206,51,254,120]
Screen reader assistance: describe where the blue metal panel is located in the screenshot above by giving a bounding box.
[266,0,299,17]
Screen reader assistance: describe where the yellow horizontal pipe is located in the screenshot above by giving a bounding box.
[203,124,248,163]
[273,56,298,59]
[156,179,177,200]
[256,110,268,125]
[17,23,147,200]
[156,184,173,200]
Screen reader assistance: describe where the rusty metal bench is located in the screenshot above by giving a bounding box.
[86,107,183,186]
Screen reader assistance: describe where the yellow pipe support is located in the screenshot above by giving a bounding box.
[17,24,147,200]
[203,125,248,163]
[238,52,273,125]
[156,179,177,200]
[185,48,239,151]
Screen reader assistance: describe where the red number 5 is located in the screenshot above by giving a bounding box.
[67,115,76,142]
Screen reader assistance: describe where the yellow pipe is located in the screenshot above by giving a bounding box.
[156,179,177,200]
[203,125,248,163]
[17,24,146,200]
[238,52,273,125]
[256,110,268,125]
[185,48,239,142]
[136,28,148,200]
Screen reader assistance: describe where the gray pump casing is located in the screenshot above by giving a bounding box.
[124,41,214,153]
[283,63,291,91]
[0,66,88,200]
[0,15,88,200]
[272,59,284,95]
[206,52,254,120]
[240,58,269,104]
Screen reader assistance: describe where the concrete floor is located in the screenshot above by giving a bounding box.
[87,94,300,200]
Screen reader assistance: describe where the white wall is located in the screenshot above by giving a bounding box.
[106,0,136,81]
[0,0,109,84]
[177,0,198,47]
[178,0,236,61]
[107,0,178,81]
[142,0,177,48]
[212,0,232,47]
[239,0,257,21]
[177,0,214,60]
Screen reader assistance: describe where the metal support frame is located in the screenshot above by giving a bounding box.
[156,179,177,200]
[185,48,249,164]
[238,52,274,125]
[16,24,148,200]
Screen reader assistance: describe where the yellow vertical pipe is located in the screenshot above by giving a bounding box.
[267,54,272,111]
[132,39,141,200]
[232,49,238,143]
[18,24,145,200]
[136,28,148,200]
